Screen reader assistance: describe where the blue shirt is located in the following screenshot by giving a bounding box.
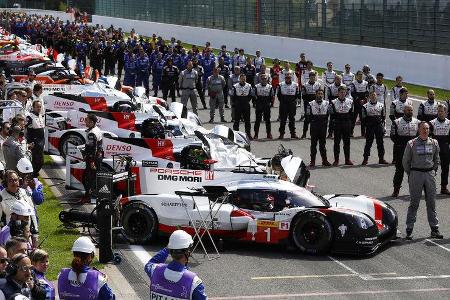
[145,248,207,300]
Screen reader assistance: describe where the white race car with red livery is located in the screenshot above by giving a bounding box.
[117,175,398,255]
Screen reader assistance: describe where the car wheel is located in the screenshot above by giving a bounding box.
[59,133,85,159]
[291,211,333,254]
[121,202,158,244]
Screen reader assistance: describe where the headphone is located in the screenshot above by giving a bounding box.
[6,253,28,276]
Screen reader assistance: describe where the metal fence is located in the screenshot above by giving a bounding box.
[9,0,450,55]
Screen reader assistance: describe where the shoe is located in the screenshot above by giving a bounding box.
[208,119,214,123]
[431,229,444,239]
[322,160,331,167]
[441,186,450,195]
[253,133,258,140]
[203,106,208,110]
[361,159,368,165]
[267,133,273,139]
[225,104,230,108]
[345,159,354,166]
[291,133,299,139]
[300,134,306,139]
[309,160,315,167]
[405,228,413,240]
[220,118,227,123]
[391,187,400,197]
[278,134,284,140]
[379,159,389,164]
[300,116,305,121]
[332,159,339,166]
[247,134,253,141]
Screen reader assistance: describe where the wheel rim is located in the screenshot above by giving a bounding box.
[299,222,324,246]
[126,212,152,237]
[61,135,84,156]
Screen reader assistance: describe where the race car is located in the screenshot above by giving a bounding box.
[117,177,398,255]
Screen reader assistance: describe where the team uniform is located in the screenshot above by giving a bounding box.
[306,99,330,165]
[417,99,438,122]
[301,80,321,137]
[430,117,450,191]
[362,101,386,162]
[161,64,180,102]
[322,70,336,88]
[350,79,369,136]
[277,81,300,138]
[136,54,150,96]
[342,72,355,87]
[329,97,354,163]
[253,83,274,138]
[232,82,253,137]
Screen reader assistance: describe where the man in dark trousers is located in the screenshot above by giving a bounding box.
[306,89,331,167]
[253,74,273,140]
[232,74,253,140]
[277,73,300,139]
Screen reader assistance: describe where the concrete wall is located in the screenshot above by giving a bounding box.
[4,9,449,90]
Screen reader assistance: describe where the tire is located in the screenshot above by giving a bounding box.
[121,202,158,244]
[291,211,333,254]
[59,132,85,159]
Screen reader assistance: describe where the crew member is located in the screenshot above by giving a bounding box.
[341,64,354,86]
[179,61,199,115]
[350,70,368,136]
[228,66,241,122]
[322,62,336,88]
[242,57,256,87]
[417,89,438,122]
[301,72,321,139]
[136,47,150,96]
[390,104,419,197]
[361,91,388,165]
[403,121,443,240]
[123,48,136,87]
[0,201,35,247]
[232,74,253,139]
[429,104,450,194]
[253,50,265,74]
[253,74,273,140]
[325,75,343,138]
[2,126,26,172]
[389,88,412,164]
[329,86,354,165]
[206,67,226,123]
[151,53,165,97]
[145,230,207,300]
[277,73,300,139]
[218,57,230,108]
[82,114,103,204]
[390,75,404,103]
[58,237,115,299]
[192,58,207,110]
[306,89,331,167]
[161,57,180,103]
[26,100,45,178]
[370,73,388,107]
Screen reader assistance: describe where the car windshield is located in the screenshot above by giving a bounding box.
[279,189,329,208]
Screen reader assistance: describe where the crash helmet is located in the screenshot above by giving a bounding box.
[167,230,194,250]
[72,236,95,254]
[10,201,35,217]
[141,118,165,139]
[17,157,33,175]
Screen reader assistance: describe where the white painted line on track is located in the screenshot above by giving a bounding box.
[208,287,450,300]
[327,256,359,275]
[251,272,396,280]
[129,245,152,265]
[367,274,450,281]
[426,239,450,253]
[49,154,64,164]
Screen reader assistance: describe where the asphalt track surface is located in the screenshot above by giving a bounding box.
[47,89,450,299]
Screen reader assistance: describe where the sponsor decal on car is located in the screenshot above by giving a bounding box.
[256,220,279,228]
[142,160,158,167]
[151,168,204,182]
[278,221,290,231]
[161,202,187,208]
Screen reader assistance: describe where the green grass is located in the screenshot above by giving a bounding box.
[125,32,450,99]
[43,154,53,166]
[37,181,103,280]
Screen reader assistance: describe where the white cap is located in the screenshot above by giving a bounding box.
[72,236,95,254]
[11,201,35,217]
[167,230,194,250]
[17,157,33,174]
[13,295,30,300]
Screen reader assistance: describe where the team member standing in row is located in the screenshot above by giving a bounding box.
[207,67,227,123]
[330,86,354,166]
[253,74,273,140]
[429,104,450,195]
[350,71,369,137]
[179,61,198,115]
[277,73,300,139]
[361,91,388,165]
[301,72,321,139]
[391,104,419,197]
[232,74,253,139]
[161,57,179,103]
[417,89,438,122]
[306,89,331,167]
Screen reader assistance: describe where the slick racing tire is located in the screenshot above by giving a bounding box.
[121,202,158,244]
[291,211,333,254]
[59,132,85,159]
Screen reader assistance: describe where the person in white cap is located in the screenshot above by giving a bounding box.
[16,158,44,207]
[57,236,115,300]
[0,170,38,246]
[0,201,35,247]
[145,230,207,300]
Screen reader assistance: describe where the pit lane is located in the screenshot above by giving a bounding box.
[46,92,450,299]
